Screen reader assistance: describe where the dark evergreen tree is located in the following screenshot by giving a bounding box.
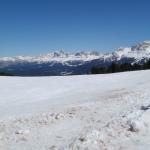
[91,58,150,75]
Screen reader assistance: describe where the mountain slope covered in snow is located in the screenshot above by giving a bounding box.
[0,70,150,149]
[0,40,150,76]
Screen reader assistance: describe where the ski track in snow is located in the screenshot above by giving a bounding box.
[0,70,150,149]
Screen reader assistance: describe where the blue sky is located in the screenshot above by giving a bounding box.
[0,0,150,56]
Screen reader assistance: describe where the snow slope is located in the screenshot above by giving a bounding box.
[0,70,150,149]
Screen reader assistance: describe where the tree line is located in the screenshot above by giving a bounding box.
[91,59,150,74]
[0,72,14,76]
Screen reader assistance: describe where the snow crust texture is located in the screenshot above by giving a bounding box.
[0,70,150,149]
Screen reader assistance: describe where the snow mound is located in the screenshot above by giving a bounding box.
[127,107,150,133]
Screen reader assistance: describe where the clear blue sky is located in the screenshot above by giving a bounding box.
[0,0,150,56]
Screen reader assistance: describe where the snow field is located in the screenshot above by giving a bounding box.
[0,70,150,149]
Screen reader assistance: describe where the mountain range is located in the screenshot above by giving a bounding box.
[0,40,150,76]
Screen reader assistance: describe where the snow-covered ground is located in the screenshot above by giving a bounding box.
[0,70,150,150]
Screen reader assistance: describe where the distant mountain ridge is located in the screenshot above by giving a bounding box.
[0,40,150,76]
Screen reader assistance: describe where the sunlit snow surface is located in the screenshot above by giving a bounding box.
[0,70,150,149]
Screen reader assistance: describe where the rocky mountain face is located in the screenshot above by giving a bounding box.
[0,41,150,76]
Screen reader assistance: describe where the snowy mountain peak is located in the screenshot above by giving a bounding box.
[116,47,131,54]
[113,41,150,61]
[1,40,150,63]
[143,40,150,45]
[1,40,150,76]
[131,41,150,52]
[34,50,102,63]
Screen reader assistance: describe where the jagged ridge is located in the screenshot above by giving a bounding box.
[0,40,150,76]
